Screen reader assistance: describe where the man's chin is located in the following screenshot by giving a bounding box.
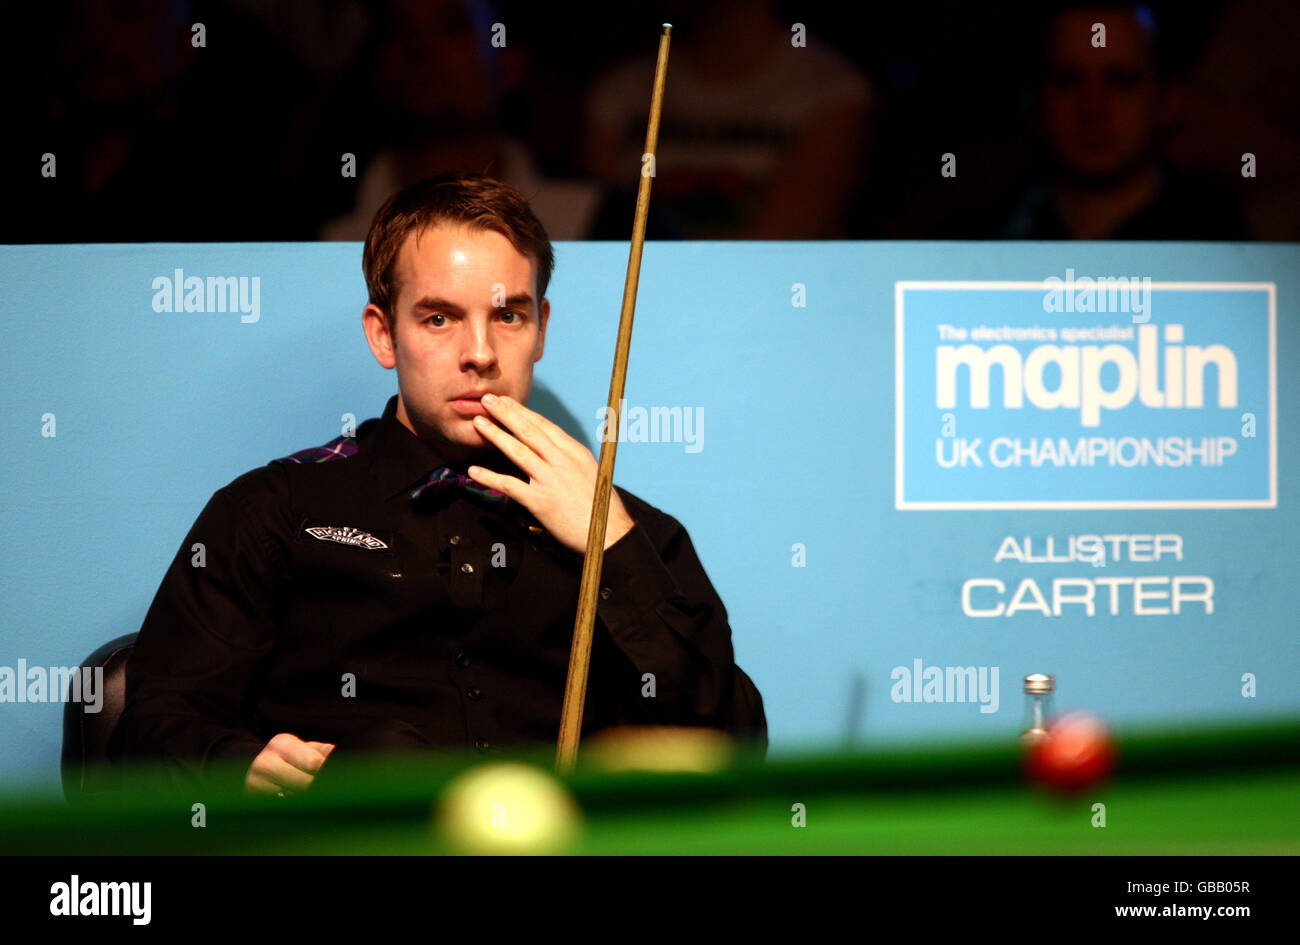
[450,417,490,443]
[406,413,490,457]
[1058,150,1153,187]
[442,423,498,456]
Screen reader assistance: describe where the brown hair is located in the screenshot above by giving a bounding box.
[362,172,555,328]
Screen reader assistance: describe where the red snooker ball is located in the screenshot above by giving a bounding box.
[1024,711,1117,793]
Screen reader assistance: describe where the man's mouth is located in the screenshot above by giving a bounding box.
[450,392,490,416]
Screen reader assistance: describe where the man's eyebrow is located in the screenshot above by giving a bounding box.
[500,292,537,310]
[411,293,536,313]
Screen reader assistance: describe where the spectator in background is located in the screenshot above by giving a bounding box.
[320,0,603,241]
[997,4,1248,240]
[583,0,874,239]
[22,0,201,242]
[1159,0,1300,240]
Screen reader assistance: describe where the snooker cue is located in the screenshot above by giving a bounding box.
[556,23,672,772]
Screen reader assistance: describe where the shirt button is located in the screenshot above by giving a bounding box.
[460,562,475,574]
[467,687,482,701]
[449,535,461,545]
[599,586,612,600]
[474,739,490,752]
[455,652,471,668]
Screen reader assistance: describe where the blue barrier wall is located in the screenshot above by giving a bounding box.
[1,241,1296,789]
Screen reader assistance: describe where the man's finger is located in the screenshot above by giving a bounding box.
[501,395,588,461]
[273,737,331,773]
[256,754,319,792]
[245,771,282,795]
[465,463,527,504]
[470,415,544,479]
[482,394,560,459]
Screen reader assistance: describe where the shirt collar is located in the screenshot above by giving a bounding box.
[367,394,527,502]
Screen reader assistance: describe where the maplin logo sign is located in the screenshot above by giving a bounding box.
[935,323,1237,428]
[894,281,1276,510]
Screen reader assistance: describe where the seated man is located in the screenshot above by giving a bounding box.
[109,172,765,794]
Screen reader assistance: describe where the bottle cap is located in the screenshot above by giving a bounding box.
[1023,673,1055,695]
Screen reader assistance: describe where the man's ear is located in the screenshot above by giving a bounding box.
[363,304,398,369]
[533,298,550,362]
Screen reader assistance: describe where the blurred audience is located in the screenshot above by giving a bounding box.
[1160,0,1300,240]
[583,0,874,239]
[316,0,603,241]
[985,4,1248,239]
[8,0,1294,243]
[19,0,202,241]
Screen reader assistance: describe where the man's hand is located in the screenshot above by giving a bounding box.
[244,733,335,796]
[466,394,635,555]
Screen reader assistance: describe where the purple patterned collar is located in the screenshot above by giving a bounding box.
[408,466,509,507]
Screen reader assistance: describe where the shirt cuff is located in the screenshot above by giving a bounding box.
[202,732,267,786]
[596,521,682,631]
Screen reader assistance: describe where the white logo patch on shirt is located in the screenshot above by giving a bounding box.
[305,526,389,550]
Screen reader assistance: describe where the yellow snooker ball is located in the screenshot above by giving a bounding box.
[435,762,582,855]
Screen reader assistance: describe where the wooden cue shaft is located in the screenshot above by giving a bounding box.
[556,23,672,772]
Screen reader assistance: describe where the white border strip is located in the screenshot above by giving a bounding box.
[895,281,1278,511]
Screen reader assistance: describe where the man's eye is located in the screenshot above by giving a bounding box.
[426,314,447,327]
[500,310,523,324]
[1047,68,1084,91]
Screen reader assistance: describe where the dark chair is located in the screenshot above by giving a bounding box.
[728,665,769,756]
[61,632,136,804]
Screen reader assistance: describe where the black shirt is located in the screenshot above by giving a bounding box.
[995,169,1251,241]
[109,394,761,785]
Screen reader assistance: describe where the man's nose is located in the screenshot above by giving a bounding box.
[1078,75,1116,118]
[459,318,497,372]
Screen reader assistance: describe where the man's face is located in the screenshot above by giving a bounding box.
[364,223,549,461]
[371,0,492,121]
[1041,9,1162,182]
